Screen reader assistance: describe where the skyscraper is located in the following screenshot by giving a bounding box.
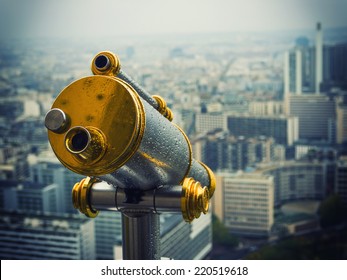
[336,157,347,207]
[2,182,63,213]
[287,94,336,142]
[336,102,347,144]
[214,172,274,237]
[248,101,284,116]
[284,49,302,94]
[284,22,347,95]
[316,22,323,93]
[321,43,347,91]
[193,131,281,172]
[284,38,316,95]
[257,161,327,206]
[227,114,298,145]
[283,23,325,95]
[160,213,212,260]
[94,211,122,260]
[195,112,227,133]
[29,155,84,214]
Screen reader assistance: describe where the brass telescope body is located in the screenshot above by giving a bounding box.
[45,51,215,223]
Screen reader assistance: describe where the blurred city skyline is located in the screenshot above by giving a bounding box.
[1,0,347,39]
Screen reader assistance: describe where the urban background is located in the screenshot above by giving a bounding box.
[0,1,347,260]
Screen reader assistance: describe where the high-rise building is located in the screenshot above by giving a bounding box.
[284,49,303,94]
[195,112,227,133]
[294,142,337,161]
[336,102,347,144]
[53,168,84,214]
[193,131,281,172]
[2,182,63,213]
[227,114,298,145]
[321,43,347,91]
[29,155,84,214]
[94,211,122,260]
[284,23,347,94]
[284,23,323,95]
[316,22,323,93]
[0,211,95,260]
[287,94,336,142]
[248,101,284,116]
[214,172,274,237]
[284,34,316,95]
[30,159,60,186]
[161,213,212,260]
[336,157,347,207]
[257,161,327,206]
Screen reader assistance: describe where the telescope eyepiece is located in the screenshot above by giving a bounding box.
[94,54,110,71]
[91,51,120,76]
[65,126,107,163]
[66,127,90,153]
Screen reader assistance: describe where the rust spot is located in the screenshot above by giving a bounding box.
[97,93,104,101]
[84,79,92,86]
[86,115,94,122]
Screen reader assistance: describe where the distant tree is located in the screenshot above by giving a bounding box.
[318,194,344,228]
[246,229,347,260]
[212,215,239,248]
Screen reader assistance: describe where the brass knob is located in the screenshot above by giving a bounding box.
[72,177,99,218]
[152,95,174,121]
[181,177,210,222]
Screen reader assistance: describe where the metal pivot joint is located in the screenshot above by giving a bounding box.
[45,51,216,259]
[71,176,211,223]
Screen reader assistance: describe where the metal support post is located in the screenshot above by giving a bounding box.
[121,211,160,260]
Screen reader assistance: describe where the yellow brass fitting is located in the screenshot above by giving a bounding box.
[181,177,210,222]
[152,95,174,121]
[72,177,99,218]
[65,126,107,163]
[91,51,121,76]
[199,161,216,198]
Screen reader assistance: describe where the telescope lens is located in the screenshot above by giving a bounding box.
[65,127,91,153]
[95,55,110,70]
[64,126,107,163]
[71,131,89,152]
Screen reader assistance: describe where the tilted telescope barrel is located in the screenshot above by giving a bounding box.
[45,51,215,222]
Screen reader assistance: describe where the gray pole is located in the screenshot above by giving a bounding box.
[121,211,160,260]
[117,70,159,109]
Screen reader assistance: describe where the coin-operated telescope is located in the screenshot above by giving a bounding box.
[45,51,216,260]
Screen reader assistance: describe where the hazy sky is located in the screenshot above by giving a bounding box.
[1,0,347,38]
